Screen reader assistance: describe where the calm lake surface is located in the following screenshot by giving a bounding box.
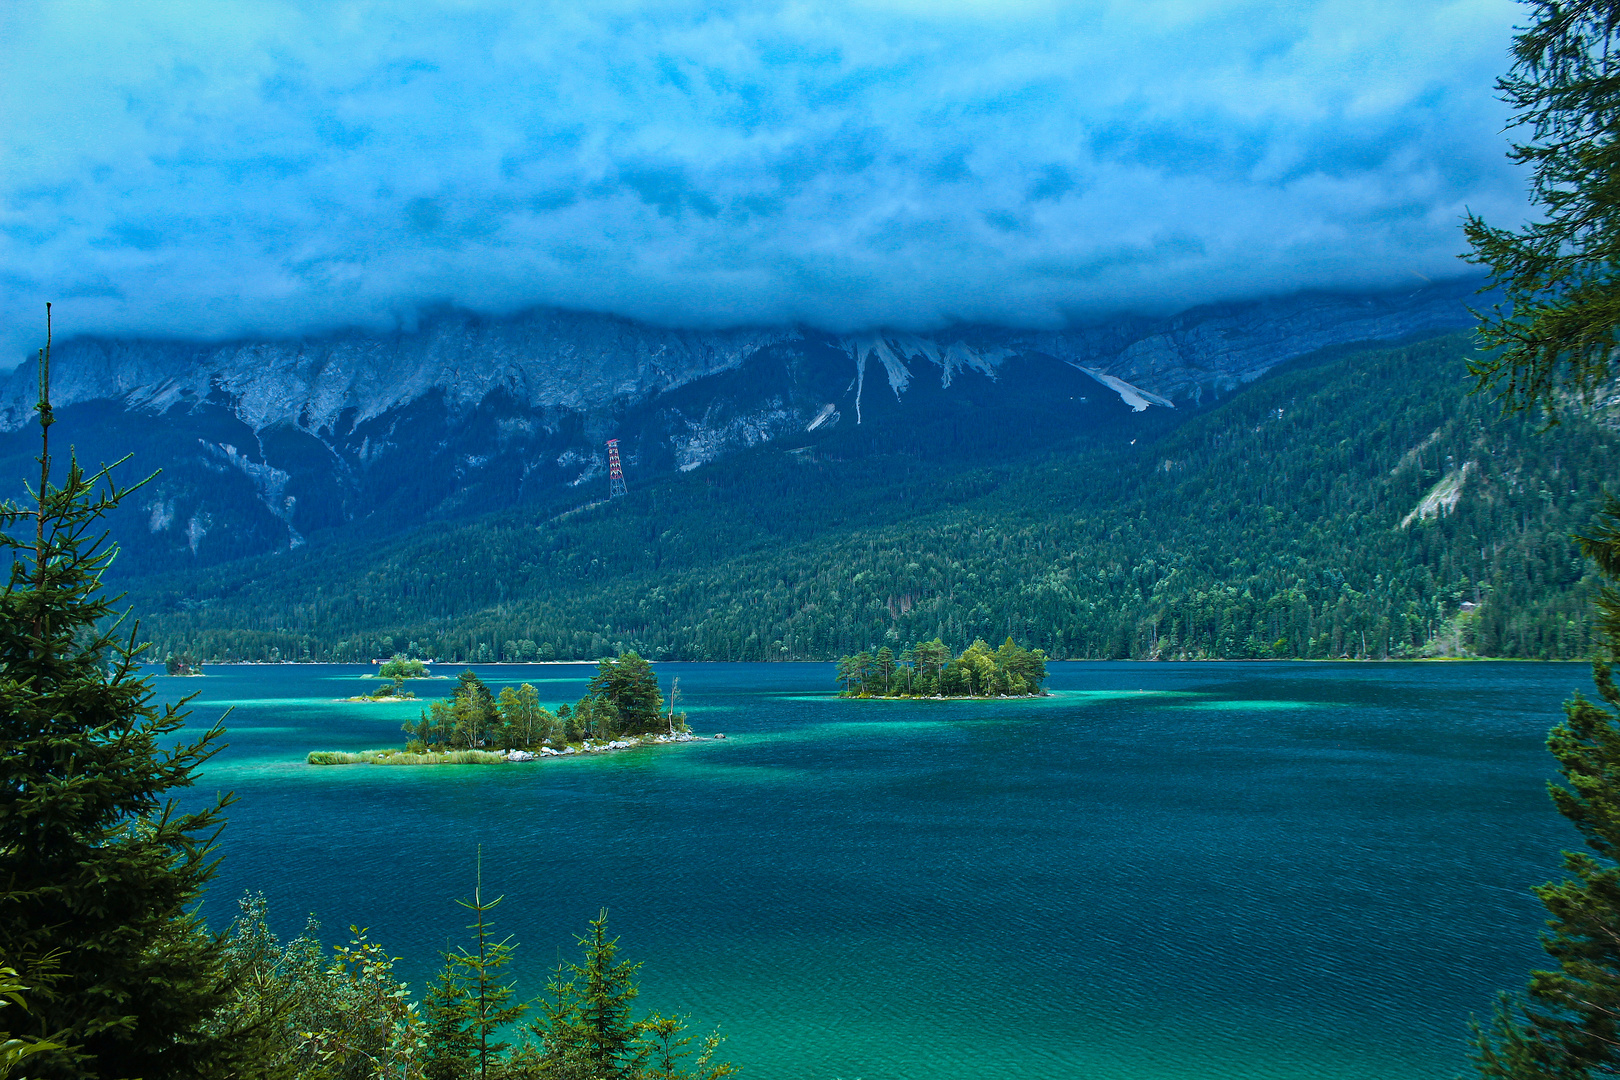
[170,660,1590,1080]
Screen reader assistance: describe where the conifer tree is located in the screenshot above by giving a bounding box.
[1474,508,1620,1078]
[0,307,240,1078]
[583,653,662,735]
[1464,0,1620,415]
[421,965,475,1080]
[1466,4,1620,1074]
[532,911,648,1080]
[429,852,525,1080]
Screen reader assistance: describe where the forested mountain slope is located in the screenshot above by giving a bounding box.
[129,332,1614,662]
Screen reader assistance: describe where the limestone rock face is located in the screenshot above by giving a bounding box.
[0,279,1479,572]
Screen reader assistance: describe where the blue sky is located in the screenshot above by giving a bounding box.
[1,0,1524,359]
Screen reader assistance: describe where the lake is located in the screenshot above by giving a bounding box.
[171,660,1588,1080]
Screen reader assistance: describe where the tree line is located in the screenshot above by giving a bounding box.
[217,889,733,1080]
[836,636,1048,697]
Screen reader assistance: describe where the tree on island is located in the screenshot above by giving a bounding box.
[164,650,202,676]
[0,309,247,1077]
[380,654,430,680]
[836,637,1047,697]
[585,652,664,735]
[1464,4,1620,1075]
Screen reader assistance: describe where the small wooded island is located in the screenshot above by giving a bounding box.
[163,651,204,676]
[837,636,1049,697]
[311,651,694,765]
[342,654,436,701]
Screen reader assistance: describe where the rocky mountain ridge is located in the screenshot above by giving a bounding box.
[0,277,1483,573]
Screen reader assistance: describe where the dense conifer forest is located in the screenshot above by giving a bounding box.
[127,332,1615,663]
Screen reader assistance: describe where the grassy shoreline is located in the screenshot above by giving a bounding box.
[306,733,703,767]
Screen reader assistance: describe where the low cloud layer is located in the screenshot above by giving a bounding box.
[1,0,1524,361]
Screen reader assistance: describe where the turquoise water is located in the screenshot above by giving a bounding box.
[171,661,1589,1079]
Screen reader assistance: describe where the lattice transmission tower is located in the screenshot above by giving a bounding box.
[606,438,627,498]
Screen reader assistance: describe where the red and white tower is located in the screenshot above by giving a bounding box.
[606,439,627,498]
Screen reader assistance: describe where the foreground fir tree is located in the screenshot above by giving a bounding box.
[1466,3,1620,1075]
[1473,510,1620,1078]
[423,854,525,1080]
[0,309,239,1078]
[1464,0,1620,416]
[525,910,733,1080]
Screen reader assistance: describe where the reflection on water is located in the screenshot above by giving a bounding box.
[164,660,1588,1080]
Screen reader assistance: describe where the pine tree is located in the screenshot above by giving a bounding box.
[1474,507,1620,1078]
[1464,0,1620,416]
[421,963,476,1080]
[436,852,525,1080]
[1462,0,1620,1073]
[532,911,648,1080]
[0,307,240,1077]
[583,653,662,735]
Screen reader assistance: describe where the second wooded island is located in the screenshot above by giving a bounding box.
[837,637,1049,697]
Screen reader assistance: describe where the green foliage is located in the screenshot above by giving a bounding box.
[307,750,509,767]
[640,1014,737,1080]
[133,335,1616,664]
[495,684,554,749]
[0,315,242,1078]
[837,636,1047,698]
[426,857,526,1080]
[1472,645,1620,1078]
[529,911,647,1080]
[0,964,64,1080]
[583,653,663,737]
[1464,10,1620,1075]
[421,968,475,1080]
[405,676,559,754]
[367,679,415,701]
[1471,500,1620,1078]
[214,893,426,1080]
[1463,0,1620,416]
[164,650,201,676]
[520,910,735,1080]
[379,655,430,680]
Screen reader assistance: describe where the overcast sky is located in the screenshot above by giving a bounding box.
[1,0,1526,361]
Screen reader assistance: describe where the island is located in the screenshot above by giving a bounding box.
[164,652,204,676]
[341,653,440,700]
[835,636,1049,697]
[310,651,699,765]
[340,678,418,702]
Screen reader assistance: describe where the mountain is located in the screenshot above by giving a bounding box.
[124,331,1616,664]
[0,278,1482,575]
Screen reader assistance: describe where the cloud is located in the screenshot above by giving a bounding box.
[0,0,1525,361]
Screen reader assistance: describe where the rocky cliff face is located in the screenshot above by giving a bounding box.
[0,278,1481,573]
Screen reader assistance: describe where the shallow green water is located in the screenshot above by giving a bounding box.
[172,660,1588,1079]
